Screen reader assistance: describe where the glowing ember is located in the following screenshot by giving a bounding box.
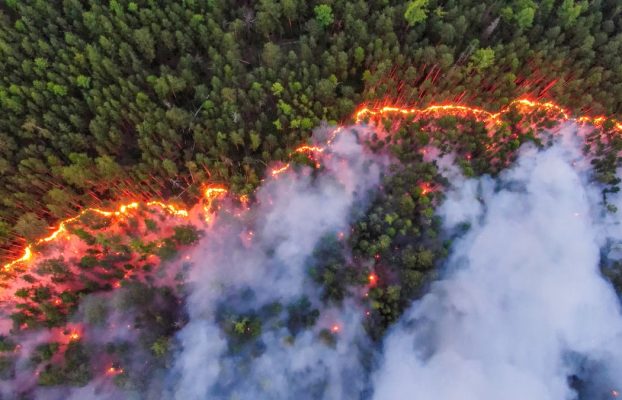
[106,366,124,376]
[420,183,432,196]
[294,145,325,154]
[203,186,228,222]
[331,324,340,333]
[368,273,378,286]
[69,332,80,341]
[270,163,290,177]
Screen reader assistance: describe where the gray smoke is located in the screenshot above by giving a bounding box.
[372,124,622,400]
[168,127,386,400]
[12,122,622,400]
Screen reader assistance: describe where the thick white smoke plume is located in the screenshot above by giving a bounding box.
[168,127,385,400]
[13,123,622,400]
[373,124,622,400]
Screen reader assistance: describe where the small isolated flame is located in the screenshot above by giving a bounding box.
[270,163,291,177]
[106,366,124,376]
[331,324,340,333]
[420,183,432,196]
[368,272,378,286]
[612,390,620,398]
[69,332,80,341]
[203,186,228,222]
[294,145,325,154]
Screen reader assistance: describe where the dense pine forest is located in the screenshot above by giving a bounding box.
[1,0,622,254]
[2,1,622,399]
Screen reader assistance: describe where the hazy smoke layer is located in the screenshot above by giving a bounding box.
[168,127,385,400]
[372,127,622,400]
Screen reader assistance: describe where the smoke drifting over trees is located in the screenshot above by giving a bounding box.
[171,129,386,400]
[375,128,622,400]
[0,123,618,399]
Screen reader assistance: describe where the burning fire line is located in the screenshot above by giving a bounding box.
[3,98,621,274]
[2,186,227,273]
[354,98,622,132]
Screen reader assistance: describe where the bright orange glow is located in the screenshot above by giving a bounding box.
[69,332,80,341]
[2,188,228,273]
[106,366,124,376]
[3,97,622,279]
[331,324,340,333]
[269,145,324,177]
[353,98,622,135]
[294,145,325,154]
[203,186,228,222]
[420,183,432,196]
[368,273,378,286]
[270,163,291,177]
[354,98,576,126]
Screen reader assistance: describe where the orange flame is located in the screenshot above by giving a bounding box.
[106,366,124,376]
[294,145,325,154]
[3,97,622,276]
[2,190,225,272]
[270,163,291,177]
[202,186,228,222]
[353,98,576,126]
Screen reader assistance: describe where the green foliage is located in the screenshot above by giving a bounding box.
[0,336,16,352]
[79,255,98,269]
[75,75,91,89]
[39,341,91,386]
[0,0,620,256]
[151,337,169,358]
[30,342,59,365]
[271,82,284,96]
[286,296,319,336]
[172,225,200,246]
[557,0,586,28]
[224,314,262,347]
[404,0,429,26]
[313,5,334,28]
[470,48,495,71]
[83,298,109,326]
[501,0,537,29]
[0,3,621,392]
[144,219,158,232]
